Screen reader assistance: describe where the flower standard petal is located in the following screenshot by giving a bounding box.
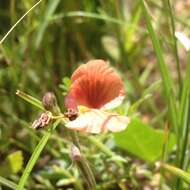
[69,60,125,109]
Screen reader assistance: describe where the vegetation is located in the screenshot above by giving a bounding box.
[1,0,190,189]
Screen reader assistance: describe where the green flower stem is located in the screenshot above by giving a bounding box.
[16,120,61,190]
[69,130,96,190]
[76,159,96,190]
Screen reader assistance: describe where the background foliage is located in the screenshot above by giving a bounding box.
[1,0,190,189]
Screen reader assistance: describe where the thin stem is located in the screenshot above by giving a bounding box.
[0,0,43,44]
[69,130,96,190]
[179,97,190,169]
[77,160,96,190]
[16,120,61,190]
[166,0,181,90]
[176,52,190,188]
[50,11,125,25]
[159,122,170,190]
[176,97,190,189]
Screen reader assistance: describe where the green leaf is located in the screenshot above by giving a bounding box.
[63,77,71,89]
[16,120,61,190]
[114,118,175,162]
[59,77,72,95]
[7,151,24,174]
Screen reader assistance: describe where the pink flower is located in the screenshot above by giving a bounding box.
[65,60,130,134]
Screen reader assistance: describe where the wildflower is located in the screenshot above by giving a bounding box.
[65,59,130,133]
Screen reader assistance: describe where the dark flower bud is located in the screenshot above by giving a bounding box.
[42,92,57,110]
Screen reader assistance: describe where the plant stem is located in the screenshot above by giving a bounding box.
[166,0,181,89]
[159,122,170,190]
[176,97,190,189]
[69,130,96,190]
[16,120,61,190]
[0,0,43,44]
[176,52,190,188]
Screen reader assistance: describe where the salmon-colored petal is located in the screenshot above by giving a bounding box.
[65,108,129,134]
[69,60,125,109]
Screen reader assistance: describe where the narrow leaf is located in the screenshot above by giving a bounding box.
[161,163,190,184]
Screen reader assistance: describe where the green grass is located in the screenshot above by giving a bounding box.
[1,0,190,189]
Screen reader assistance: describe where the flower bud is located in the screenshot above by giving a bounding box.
[70,145,82,161]
[32,112,52,129]
[42,92,57,110]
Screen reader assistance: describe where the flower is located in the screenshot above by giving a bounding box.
[65,59,130,133]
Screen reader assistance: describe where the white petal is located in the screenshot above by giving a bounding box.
[106,115,130,132]
[101,94,125,110]
[65,109,129,134]
[175,31,190,51]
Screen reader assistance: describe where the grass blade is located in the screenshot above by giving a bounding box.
[166,0,181,88]
[161,163,190,185]
[16,120,61,190]
[140,0,178,133]
[0,0,43,44]
[176,52,190,188]
[35,0,60,48]
[50,11,126,25]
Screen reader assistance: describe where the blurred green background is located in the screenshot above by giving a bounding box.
[1,0,190,189]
